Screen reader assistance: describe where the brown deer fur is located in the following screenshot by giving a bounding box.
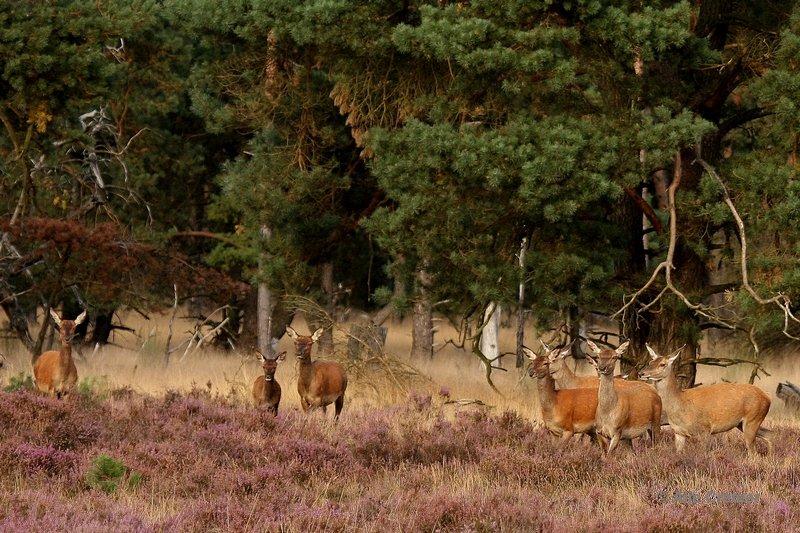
[585,341,662,453]
[523,346,600,450]
[286,326,347,419]
[33,309,86,398]
[641,344,772,454]
[252,351,286,415]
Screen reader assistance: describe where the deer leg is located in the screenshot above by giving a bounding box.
[557,431,574,452]
[321,404,328,416]
[674,434,687,452]
[742,418,766,455]
[334,395,344,420]
[595,433,610,452]
[300,397,310,413]
[607,433,621,455]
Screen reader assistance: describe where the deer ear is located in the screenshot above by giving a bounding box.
[276,351,287,362]
[49,309,62,327]
[310,328,324,342]
[585,354,599,369]
[74,310,88,326]
[615,341,630,357]
[539,339,551,352]
[646,344,660,360]
[668,346,684,364]
[585,340,602,355]
[522,346,537,360]
[255,349,267,363]
[285,326,299,340]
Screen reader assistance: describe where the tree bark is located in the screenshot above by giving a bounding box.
[480,302,501,365]
[257,226,275,358]
[516,238,527,368]
[317,261,335,353]
[411,267,433,359]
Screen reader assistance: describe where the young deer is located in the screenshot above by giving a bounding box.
[640,344,772,454]
[34,309,86,398]
[523,346,600,450]
[585,340,662,453]
[252,351,286,415]
[286,326,347,419]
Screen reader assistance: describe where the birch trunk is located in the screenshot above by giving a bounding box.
[481,302,500,366]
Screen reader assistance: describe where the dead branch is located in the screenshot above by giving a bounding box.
[696,158,800,341]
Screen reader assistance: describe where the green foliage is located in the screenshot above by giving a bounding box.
[85,454,141,494]
[4,0,800,354]
[3,372,34,392]
[77,376,110,400]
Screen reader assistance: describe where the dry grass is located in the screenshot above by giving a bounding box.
[2,309,798,425]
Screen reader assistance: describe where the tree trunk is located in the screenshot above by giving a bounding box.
[411,267,433,359]
[515,238,527,368]
[257,226,275,358]
[89,310,115,344]
[0,301,33,352]
[317,261,335,353]
[480,302,500,365]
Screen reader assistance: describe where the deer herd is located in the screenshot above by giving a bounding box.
[523,340,772,455]
[31,310,773,455]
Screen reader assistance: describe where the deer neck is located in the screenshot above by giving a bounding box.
[597,370,617,412]
[59,339,73,371]
[553,360,578,388]
[654,368,685,414]
[536,373,557,419]
[297,356,315,387]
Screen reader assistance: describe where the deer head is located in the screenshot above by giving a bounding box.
[50,309,87,344]
[585,340,629,376]
[639,344,684,382]
[522,342,570,378]
[258,350,286,381]
[285,326,324,359]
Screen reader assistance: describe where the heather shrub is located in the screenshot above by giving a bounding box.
[85,454,141,494]
[0,388,795,531]
[14,443,79,477]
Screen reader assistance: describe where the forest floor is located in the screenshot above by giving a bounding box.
[0,312,798,531]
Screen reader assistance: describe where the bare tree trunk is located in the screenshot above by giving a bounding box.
[411,267,433,359]
[317,262,335,353]
[481,302,501,366]
[516,238,527,368]
[257,226,274,358]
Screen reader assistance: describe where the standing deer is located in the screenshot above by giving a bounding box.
[34,309,86,398]
[286,326,347,419]
[523,345,600,450]
[640,344,772,454]
[252,351,286,415]
[546,341,638,388]
[584,340,662,453]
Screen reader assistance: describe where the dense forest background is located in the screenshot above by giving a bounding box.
[3,0,800,386]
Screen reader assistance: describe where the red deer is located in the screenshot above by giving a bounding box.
[584,340,662,453]
[286,326,347,419]
[523,346,600,450]
[640,344,772,454]
[34,309,86,398]
[252,351,286,415]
